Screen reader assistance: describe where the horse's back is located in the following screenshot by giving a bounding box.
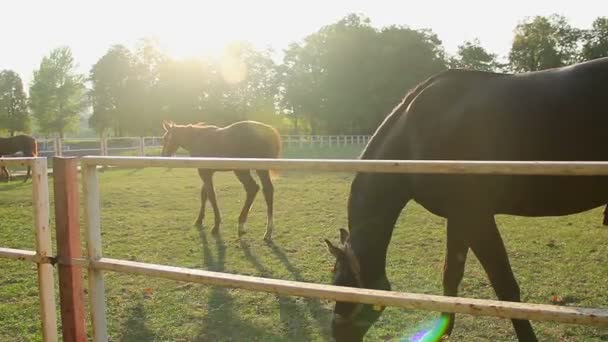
[0,134,37,156]
[363,58,608,217]
[220,121,281,158]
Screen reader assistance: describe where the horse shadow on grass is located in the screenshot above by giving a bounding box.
[194,227,267,341]
[116,293,158,341]
[240,239,332,342]
[265,240,332,339]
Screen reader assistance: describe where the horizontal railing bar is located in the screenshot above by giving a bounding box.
[0,247,55,264]
[66,257,608,327]
[0,157,36,167]
[0,247,37,262]
[80,156,608,176]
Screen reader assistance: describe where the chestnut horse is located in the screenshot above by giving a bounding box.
[161,120,281,240]
[325,57,608,341]
[0,134,38,183]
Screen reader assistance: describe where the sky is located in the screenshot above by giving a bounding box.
[1,0,606,86]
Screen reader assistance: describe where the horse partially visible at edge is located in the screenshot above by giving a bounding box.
[161,120,281,241]
[0,134,38,183]
[324,57,608,341]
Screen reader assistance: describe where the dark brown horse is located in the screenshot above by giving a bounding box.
[0,134,38,183]
[324,57,608,341]
[161,120,281,240]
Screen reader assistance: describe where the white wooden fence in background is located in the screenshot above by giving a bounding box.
[36,135,372,157]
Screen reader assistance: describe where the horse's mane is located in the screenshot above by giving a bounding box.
[167,121,218,129]
[360,70,452,159]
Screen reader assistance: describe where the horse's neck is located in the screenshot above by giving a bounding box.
[348,173,410,282]
[178,127,218,154]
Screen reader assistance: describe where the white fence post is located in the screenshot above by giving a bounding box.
[102,138,108,156]
[32,158,58,342]
[139,137,145,156]
[83,164,108,342]
[54,138,62,157]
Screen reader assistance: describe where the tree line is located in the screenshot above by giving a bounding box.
[1,14,607,138]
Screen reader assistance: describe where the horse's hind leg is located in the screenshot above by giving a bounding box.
[234,170,260,236]
[463,214,537,342]
[441,217,470,337]
[256,169,274,241]
[0,166,8,182]
[3,166,10,182]
[195,182,208,227]
[199,170,221,234]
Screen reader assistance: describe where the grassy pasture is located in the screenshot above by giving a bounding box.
[0,146,607,341]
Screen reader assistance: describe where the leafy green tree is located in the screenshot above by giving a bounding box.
[126,38,168,136]
[450,39,501,71]
[200,42,280,127]
[89,44,135,136]
[509,15,582,72]
[29,46,87,137]
[154,57,210,125]
[370,25,447,130]
[280,13,447,134]
[280,38,326,134]
[581,17,608,61]
[0,70,29,135]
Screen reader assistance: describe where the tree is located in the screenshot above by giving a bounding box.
[126,38,168,136]
[154,57,210,125]
[581,17,608,61]
[213,42,280,125]
[29,46,87,137]
[450,39,501,71]
[89,45,136,136]
[280,13,447,135]
[0,70,29,135]
[509,15,582,72]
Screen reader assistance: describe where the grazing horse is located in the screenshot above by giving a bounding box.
[0,135,38,183]
[161,120,281,240]
[324,57,608,342]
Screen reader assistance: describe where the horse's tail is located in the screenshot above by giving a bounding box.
[23,136,37,183]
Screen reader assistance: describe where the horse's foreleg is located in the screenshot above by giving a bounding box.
[23,166,30,183]
[0,166,9,182]
[195,183,208,227]
[256,170,274,241]
[441,217,470,337]
[464,214,537,342]
[200,170,221,234]
[235,170,260,236]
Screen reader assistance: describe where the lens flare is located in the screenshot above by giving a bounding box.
[401,313,451,342]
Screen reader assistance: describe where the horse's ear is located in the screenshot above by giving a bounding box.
[324,239,345,259]
[339,228,350,244]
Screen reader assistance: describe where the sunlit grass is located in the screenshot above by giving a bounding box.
[0,146,607,341]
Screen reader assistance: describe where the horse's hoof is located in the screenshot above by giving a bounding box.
[263,232,272,241]
[238,223,247,236]
[211,228,220,235]
[194,221,203,228]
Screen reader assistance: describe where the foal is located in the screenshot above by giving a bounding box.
[161,120,281,241]
[0,135,38,183]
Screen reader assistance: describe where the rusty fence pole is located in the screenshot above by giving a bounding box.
[53,157,87,342]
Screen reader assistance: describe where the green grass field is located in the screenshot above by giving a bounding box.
[1,146,607,341]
